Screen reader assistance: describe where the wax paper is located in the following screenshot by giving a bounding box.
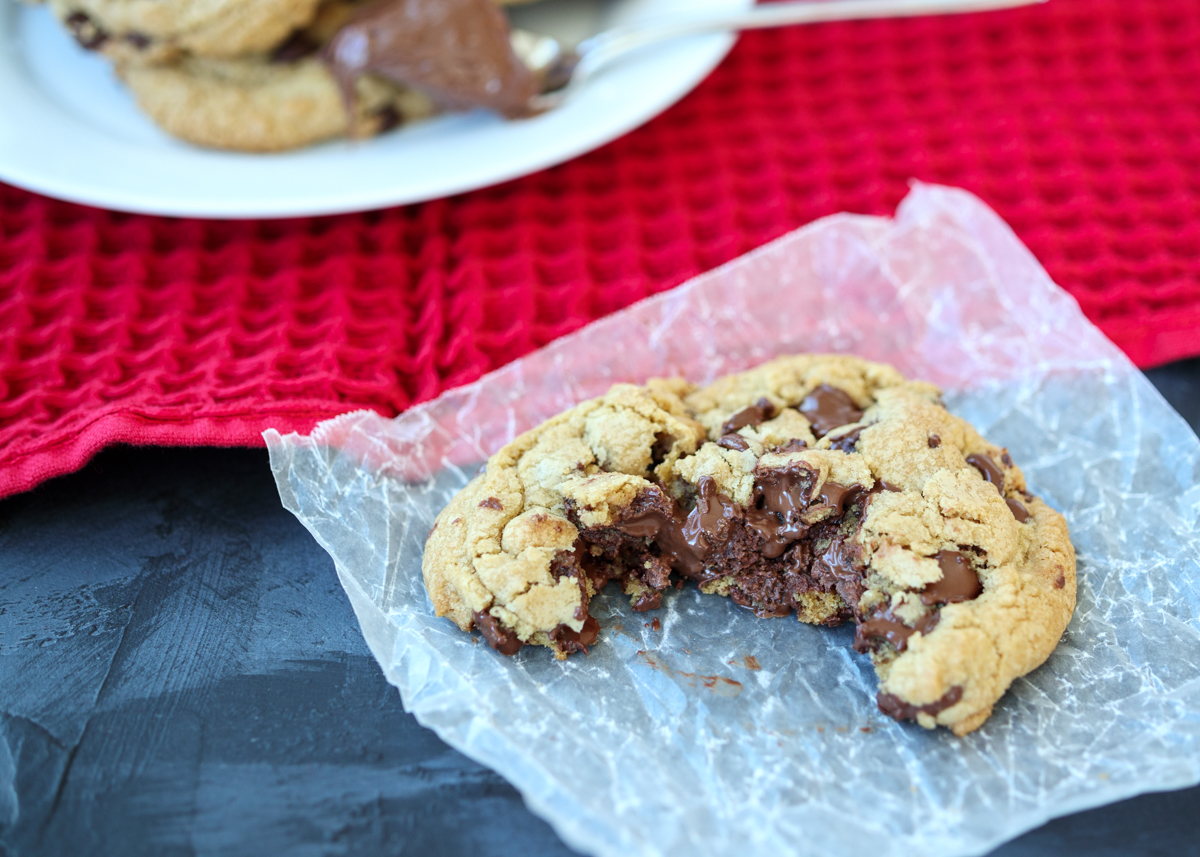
[265,183,1200,857]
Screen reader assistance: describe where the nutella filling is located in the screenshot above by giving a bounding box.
[324,0,539,121]
[799,385,864,438]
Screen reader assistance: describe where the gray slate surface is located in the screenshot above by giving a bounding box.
[1,357,1198,857]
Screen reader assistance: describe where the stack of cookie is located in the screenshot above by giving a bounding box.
[36,0,538,151]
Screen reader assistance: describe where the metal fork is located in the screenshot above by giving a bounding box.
[518,0,1046,111]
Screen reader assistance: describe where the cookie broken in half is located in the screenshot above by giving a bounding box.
[421,354,1076,735]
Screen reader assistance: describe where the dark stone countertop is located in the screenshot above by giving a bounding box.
[2,358,1199,857]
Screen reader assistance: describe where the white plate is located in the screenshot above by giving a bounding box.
[0,0,746,218]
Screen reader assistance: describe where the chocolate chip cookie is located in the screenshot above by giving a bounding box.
[119,53,436,152]
[49,0,538,65]
[50,0,326,64]
[421,355,1076,735]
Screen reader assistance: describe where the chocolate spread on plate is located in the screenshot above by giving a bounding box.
[325,0,538,119]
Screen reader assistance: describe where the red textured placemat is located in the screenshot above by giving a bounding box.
[3,0,1200,500]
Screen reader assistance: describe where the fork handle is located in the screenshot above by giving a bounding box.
[563,0,1044,100]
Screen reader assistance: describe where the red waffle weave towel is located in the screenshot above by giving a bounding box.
[2,0,1199,500]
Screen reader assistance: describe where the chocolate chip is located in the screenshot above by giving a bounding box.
[853,606,939,653]
[374,104,403,132]
[920,551,982,605]
[774,438,807,453]
[721,398,776,435]
[125,31,151,49]
[650,432,674,468]
[928,434,941,448]
[473,611,523,655]
[799,385,864,438]
[966,453,1005,492]
[877,686,963,722]
[550,615,600,654]
[816,481,864,515]
[1001,452,1013,466]
[1054,572,1066,589]
[270,29,321,62]
[65,12,108,50]
[717,433,750,451]
[1006,497,1031,522]
[828,426,864,454]
[478,497,502,510]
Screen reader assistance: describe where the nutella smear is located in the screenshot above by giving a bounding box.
[325,0,538,119]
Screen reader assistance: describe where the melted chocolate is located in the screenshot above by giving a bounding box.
[683,477,743,562]
[325,0,539,120]
[828,426,864,453]
[717,433,750,451]
[473,610,522,655]
[478,496,502,510]
[810,534,868,614]
[877,686,963,721]
[632,590,662,612]
[1006,497,1031,522]
[920,551,982,605]
[799,385,864,438]
[853,605,939,653]
[745,463,814,558]
[967,452,1005,492]
[774,438,808,453]
[1054,571,1066,589]
[721,398,776,435]
[551,615,600,654]
[816,481,863,515]
[613,477,741,578]
[271,30,320,62]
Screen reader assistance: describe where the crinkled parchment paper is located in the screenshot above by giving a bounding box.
[265,184,1200,857]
